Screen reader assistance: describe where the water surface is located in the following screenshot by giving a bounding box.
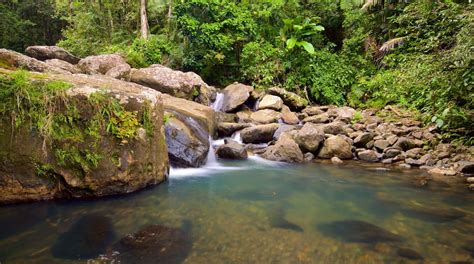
[0,158,473,263]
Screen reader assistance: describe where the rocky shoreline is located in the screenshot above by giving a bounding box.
[214,82,474,189]
[0,46,472,205]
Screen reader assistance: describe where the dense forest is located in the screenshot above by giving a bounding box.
[1,0,472,143]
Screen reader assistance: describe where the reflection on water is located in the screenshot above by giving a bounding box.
[0,160,473,263]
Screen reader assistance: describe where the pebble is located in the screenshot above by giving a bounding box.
[466,177,474,183]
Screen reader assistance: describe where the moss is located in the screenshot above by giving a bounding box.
[0,70,155,178]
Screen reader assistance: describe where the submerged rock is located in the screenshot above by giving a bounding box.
[317,220,403,244]
[269,207,303,232]
[113,221,192,264]
[51,214,115,260]
[216,140,248,160]
[25,46,80,64]
[261,133,304,163]
[221,83,253,112]
[401,206,465,223]
[396,247,424,260]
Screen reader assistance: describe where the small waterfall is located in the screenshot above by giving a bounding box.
[212,93,225,112]
[206,136,217,165]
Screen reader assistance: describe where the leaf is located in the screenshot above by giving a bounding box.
[293,25,303,31]
[300,41,315,54]
[314,25,325,31]
[286,38,297,49]
[431,116,437,122]
[435,118,444,128]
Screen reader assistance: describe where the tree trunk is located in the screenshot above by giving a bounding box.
[140,0,149,39]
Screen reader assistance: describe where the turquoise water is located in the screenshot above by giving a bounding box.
[0,158,473,263]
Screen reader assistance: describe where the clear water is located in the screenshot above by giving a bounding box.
[0,159,473,263]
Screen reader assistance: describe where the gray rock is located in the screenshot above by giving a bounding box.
[295,123,325,153]
[131,64,213,105]
[322,121,346,135]
[25,46,80,64]
[281,105,300,125]
[353,132,375,148]
[374,139,390,151]
[331,156,344,164]
[45,59,80,74]
[406,148,423,158]
[303,113,329,124]
[358,150,379,162]
[304,152,315,162]
[216,122,251,138]
[317,135,353,160]
[394,137,418,151]
[261,133,304,163]
[399,163,412,169]
[302,106,324,116]
[216,140,248,160]
[383,147,402,159]
[381,158,393,164]
[78,54,128,75]
[267,87,308,111]
[241,124,280,144]
[250,109,280,124]
[257,95,283,111]
[273,125,297,140]
[458,161,474,174]
[165,117,209,168]
[105,63,131,81]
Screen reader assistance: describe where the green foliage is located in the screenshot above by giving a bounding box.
[281,17,324,54]
[0,1,64,52]
[175,0,257,82]
[240,40,283,88]
[285,50,357,105]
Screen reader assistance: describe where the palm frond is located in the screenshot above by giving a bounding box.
[379,37,406,53]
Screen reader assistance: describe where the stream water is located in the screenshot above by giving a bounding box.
[0,157,473,263]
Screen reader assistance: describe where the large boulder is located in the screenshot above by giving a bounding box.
[0,71,169,204]
[221,83,254,112]
[267,87,308,111]
[322,121,346,135]
[162,94,215,136]
[130,64,213,105]
[216,140,248,160]
[317,135,353,159]
[25,46,80,64]
[257,95,283,111]
[357,150,379,162]
[77,54,129,75]
[241,124,280,144]
[0,49,66,73]
[295,123,325,153]
[261,133,304,163]
[165,117,209,168]
[250,109,280,124]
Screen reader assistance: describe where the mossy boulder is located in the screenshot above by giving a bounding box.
[0,70,169,204]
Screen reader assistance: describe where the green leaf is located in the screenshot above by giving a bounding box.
[314,25,325,31]
[286,38,297,49]
[435,118,444,128]
[300,41,315,54]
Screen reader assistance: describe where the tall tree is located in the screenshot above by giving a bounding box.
[140,0,149,39]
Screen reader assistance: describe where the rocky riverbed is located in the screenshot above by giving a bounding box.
[0,46,472,205]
